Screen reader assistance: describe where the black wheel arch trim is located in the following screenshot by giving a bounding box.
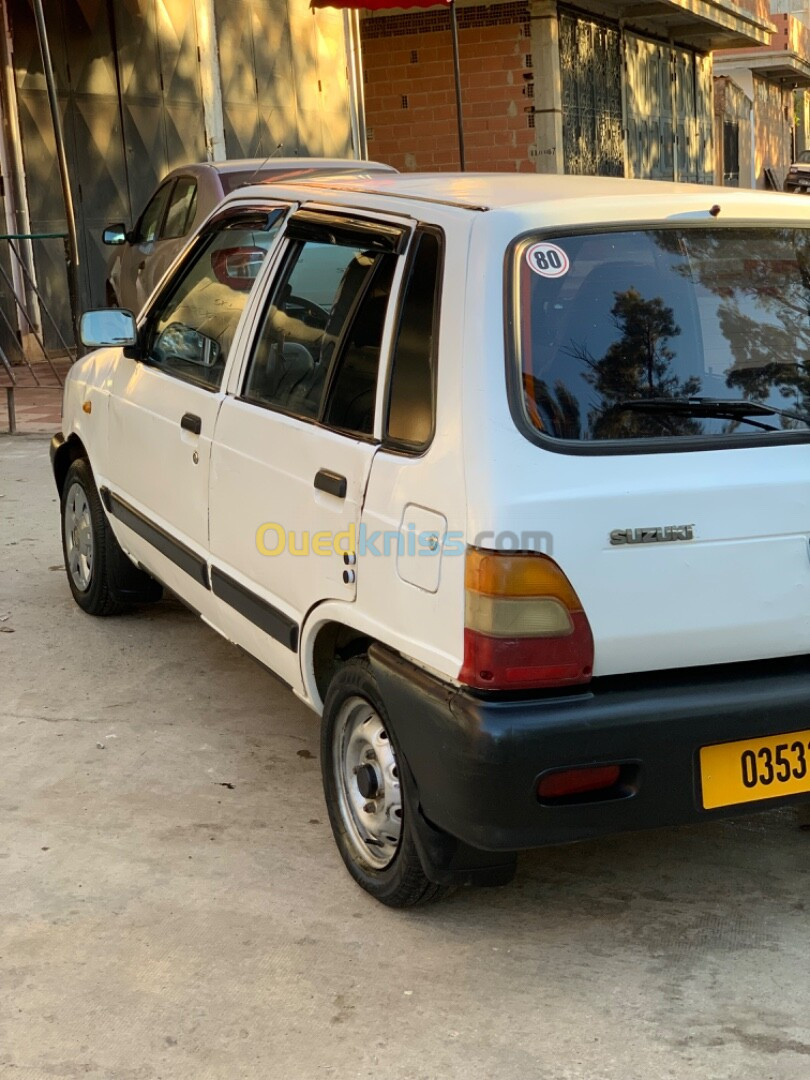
[50,432,66,477]
[51,432,91,496]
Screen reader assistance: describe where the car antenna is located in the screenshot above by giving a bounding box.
[241,144,285,188]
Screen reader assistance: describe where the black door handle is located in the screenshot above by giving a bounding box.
[314,469,347,499]
[180,412,202,435]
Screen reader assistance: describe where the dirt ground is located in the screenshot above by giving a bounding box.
[2,434,810,1080]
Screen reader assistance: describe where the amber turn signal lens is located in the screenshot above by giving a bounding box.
[465,548,584,609]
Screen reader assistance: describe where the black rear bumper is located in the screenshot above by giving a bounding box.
[369,644,810,853]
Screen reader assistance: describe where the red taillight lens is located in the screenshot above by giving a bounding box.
[211,246,266,290]
[459,548,594,691]
[537,764,621,800]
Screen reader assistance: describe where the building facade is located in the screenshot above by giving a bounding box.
[0,0,362,335]
[714,11,810,186]
[361,0,775,181]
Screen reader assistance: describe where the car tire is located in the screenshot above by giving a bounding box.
[61,458,161,615]
[321,656,450,907]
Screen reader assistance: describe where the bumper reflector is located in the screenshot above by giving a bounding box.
[537,764,621,801]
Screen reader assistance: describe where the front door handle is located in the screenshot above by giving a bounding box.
[314,469,347,499]
[180,412,202,435]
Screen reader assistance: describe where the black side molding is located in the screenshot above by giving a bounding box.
[210,567,299,653]
[101,487,210,589]
[314,468,347,499]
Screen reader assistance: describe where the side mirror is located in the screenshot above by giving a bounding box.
[102,222,128,246]
[80,309,138,348]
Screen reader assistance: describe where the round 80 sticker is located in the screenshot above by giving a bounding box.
[525,242,570,279]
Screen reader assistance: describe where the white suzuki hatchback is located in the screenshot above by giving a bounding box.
[53,173,810,906]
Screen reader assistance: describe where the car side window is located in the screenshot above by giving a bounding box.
[161,177,197,241]
[134,182,173,244]
[322,255,396,436]
[244,237,394,430]
[141,212,285,391]
[385,229,443,450]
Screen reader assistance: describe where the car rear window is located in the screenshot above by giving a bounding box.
[219,168,327,193]
[513,227,810,444]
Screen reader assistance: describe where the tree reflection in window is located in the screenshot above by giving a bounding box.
[527,288,701,439]
[655,230,810,423]
[519,227,810,441]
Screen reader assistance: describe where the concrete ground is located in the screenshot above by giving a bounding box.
[2,435,810,1080]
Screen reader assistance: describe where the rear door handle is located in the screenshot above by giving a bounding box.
[180,412,202,435]
[314,469,347,499]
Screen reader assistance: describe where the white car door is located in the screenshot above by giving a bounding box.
[208,211,409,687]
[103,206,288,595]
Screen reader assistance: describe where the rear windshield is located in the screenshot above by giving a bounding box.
[220,170,273,193]
[514,227,810,444]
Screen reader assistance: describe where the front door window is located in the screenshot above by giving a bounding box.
[142,212,285,390]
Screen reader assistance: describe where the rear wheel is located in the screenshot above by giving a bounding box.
[321,657,450,907]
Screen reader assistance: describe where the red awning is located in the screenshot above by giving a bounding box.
[311,0,449,8]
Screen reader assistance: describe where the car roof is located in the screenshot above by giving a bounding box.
[167,158,396,178]
[226,171,810,225]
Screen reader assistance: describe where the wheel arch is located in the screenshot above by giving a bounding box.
[308,617,374,711]
[52,433,90,497]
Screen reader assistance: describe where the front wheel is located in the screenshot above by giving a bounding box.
[321,657,449,907]
[60,458,161,614]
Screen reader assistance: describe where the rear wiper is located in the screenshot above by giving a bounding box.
[615,396,810,431]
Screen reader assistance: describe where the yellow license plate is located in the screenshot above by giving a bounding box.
[700,728,810,809]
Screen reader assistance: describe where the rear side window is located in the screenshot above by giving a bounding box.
[162,177,198,240]
[513,227,810,446]
[324,255,396,436]
[135,183,172,243]
[385,229,442,450]
[244,237,393,429]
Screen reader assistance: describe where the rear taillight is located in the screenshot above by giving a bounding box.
[459,547,594,691]
[211,246,266,290]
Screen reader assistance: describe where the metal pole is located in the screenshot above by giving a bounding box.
[31,0,81,351]
[344,9,368,160]
[6,386,16,434]
[0,2,41,339]
[449,0,466,171]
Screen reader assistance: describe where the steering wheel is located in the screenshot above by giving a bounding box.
[286,294,330,330]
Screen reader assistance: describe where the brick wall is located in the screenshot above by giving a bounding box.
[361,3,535,172]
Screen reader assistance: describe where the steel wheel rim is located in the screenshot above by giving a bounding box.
[64,482,94,592]
[333,696,403,870]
